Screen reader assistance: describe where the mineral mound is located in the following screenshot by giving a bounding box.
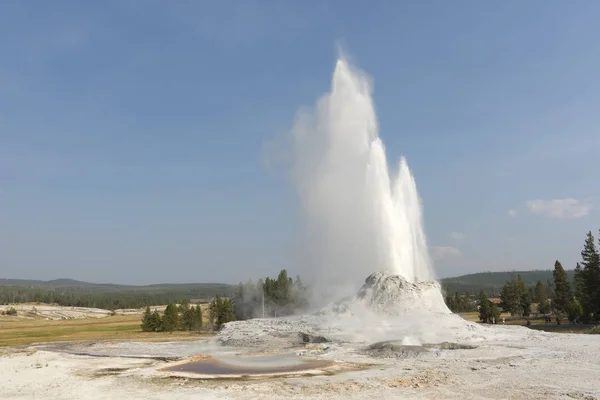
[216,272,467,349]
[325,271,451,317]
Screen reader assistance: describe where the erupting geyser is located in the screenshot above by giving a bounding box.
[291,56,440,299]
[217,56,469,350]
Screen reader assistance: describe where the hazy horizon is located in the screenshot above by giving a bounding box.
[0,267,575,286]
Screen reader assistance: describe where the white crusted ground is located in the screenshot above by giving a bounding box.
[1,275,599,399]
[1,324,599,400]
[0,304,148,320]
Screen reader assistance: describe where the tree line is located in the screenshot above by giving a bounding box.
[550,230,600,323]
[440,270,574,297]
[231,269,309,320]
[446,229,600,325]
[445,292,478,313]
[0,286,232,310]
[141,296,238,332]
[477,290,501,323]
[208,296,236,329]
[490,230,600,323]
[141,301,204,332]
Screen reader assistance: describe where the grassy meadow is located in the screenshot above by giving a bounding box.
[458,311,598,334]
[0,308,213,347]
[1,306,596,349]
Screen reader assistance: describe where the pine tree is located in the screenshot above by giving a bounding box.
[220,298,235,326]
[500,276,522,316]
[232,282,246,320]
[534,281,551,314]
[149,309,162,332]
[141,306,153,332]
[574,262,585,302]
[209,296,221,329]
[580,231,600,322]
[161,303,179,333]
[517,275,531,317]
[552,260,571,313]
[191,305,203,331]
[209,296,236,329]
[490,303,501,324]
[533,281,543,303]
[177,300,190,316]
[546,278,555,300]
[566,298,583,323]
[445,294,457,312]
[181,307,194,331]
[478,290,491,323]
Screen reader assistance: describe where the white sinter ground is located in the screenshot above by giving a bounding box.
[1,273,599,399]
[1,305,599,400]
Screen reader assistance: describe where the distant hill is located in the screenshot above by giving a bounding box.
[440,270,575,297]
[0,278,235,309]
[0,278,233,293]
[1,270,575,304]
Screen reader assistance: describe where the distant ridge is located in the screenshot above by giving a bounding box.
[46,278,90,286]
[2,269,574,295]
[0,278,235,309]
[440,269,575,296]
[0,278,233,293]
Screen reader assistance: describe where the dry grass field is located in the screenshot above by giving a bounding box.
[458,311,598,334]
[458,311,519,324]
[2,308,595,349]
[0,310,213,347]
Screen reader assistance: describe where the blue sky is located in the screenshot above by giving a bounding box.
[1,1,599,284]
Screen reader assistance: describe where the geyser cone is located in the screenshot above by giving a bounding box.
[291,56,437,300]
[356,271,449,315]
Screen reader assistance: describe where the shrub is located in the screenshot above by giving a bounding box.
[566,299,583,323]
[6,307,18,316]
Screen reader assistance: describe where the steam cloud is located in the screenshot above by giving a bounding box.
[287,56,434,304]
